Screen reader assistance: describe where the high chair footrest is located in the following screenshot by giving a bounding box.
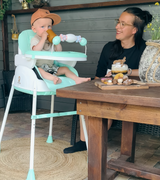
[31,111,77,119]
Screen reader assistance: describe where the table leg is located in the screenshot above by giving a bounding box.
[108,121,160,179]
[121,121,136,162]
[88,116,108,180]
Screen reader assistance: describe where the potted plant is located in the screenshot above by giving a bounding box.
[0,0,10,20]
[139,2,160,83]
[11,14,19,40]
[19,0,34,9]
[32,0,44,8]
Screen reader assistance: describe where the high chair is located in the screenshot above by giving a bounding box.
[0,29,87,180]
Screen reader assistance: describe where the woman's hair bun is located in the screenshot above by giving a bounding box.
[143,10,152,25]
[124,7,152,25]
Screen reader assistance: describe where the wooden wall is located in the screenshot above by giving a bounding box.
[0,22,3,107]
[0,0,154,110]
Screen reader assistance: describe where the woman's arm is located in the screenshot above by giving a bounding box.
[94,76,99,79]
[129,69,139,76]
[95,44,109,78]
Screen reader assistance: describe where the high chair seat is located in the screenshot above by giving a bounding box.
[0,29,88,180]
[14,61,78,94]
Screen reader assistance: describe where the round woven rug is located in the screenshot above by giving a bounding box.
[0,138,88,180]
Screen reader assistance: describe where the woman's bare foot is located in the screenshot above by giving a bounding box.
[53,76,62,84]
[75,77,91,84]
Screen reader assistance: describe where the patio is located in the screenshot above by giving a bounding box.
[0,108,160,180]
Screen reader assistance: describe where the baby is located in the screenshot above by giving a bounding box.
[30,9,91,84]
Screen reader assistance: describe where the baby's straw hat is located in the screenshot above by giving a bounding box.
[31,9,61,26]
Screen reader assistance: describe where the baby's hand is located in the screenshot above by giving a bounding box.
[41,31,48,41]
[105,71,112,77]
[55,43,62,52]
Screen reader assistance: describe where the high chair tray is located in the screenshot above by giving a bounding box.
[25,51,87,61]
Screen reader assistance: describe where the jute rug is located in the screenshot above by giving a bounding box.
[0,137,88,180]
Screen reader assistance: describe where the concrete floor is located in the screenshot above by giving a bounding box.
[0,108,160,180]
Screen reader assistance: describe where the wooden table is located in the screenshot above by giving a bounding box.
[56,79,160,180]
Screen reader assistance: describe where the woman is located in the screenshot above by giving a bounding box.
[64,7,152,154]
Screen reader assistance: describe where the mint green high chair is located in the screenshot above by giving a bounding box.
[0,29,87,180]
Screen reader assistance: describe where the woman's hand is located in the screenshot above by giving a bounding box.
[105,71,112,77]
[129,69,139,76]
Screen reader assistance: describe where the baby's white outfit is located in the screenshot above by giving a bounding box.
[30,34,59,74]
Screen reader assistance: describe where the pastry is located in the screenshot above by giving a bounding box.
[113,79,118,85]
[113,57,126,65]
[123,79,133,85]
[107,80,113,85]
[114,73,123,79]
[101,78,112,83]
[123,75,128,81]
[117,77,123,83]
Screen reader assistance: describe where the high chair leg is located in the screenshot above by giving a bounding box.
[0,85,14,150]
[47,95,54,143]
[26,87,37,180]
